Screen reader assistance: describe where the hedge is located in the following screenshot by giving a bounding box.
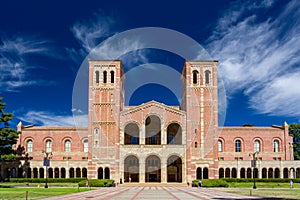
[192,179,229,187]
[221,178,300,183]
[78,179,114,187]
[7,178,86,183]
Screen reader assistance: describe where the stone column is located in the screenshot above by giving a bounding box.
[161,161,167,183]
[66,168,70,178]
[258,168,262,179]
[140,125,145,145]
[140,161,145,183]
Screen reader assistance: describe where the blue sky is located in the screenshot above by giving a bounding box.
[1,0,300,128]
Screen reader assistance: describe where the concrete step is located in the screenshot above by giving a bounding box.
[119,182,188,187]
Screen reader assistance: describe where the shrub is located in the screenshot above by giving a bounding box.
[192,179,229,187]
[78,179,115,187]
[221,178,300,183]
[9,178,86,183]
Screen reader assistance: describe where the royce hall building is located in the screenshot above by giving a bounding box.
[4,60,299,183]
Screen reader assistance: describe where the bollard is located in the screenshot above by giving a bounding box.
[250,189,252,196]
[26,191,28,200]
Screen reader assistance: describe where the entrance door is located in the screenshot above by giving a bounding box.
[145,155,161,182]
[167,155,182,182]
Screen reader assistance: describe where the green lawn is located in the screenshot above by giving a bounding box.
[219,188,300,200]
[218,182,300,200]
[0,187,92,200]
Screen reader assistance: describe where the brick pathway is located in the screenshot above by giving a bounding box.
[42,187,264,200]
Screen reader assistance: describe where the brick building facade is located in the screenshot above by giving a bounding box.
[2,60,299,183]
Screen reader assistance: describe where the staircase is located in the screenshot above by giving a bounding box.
[119,182,188,187]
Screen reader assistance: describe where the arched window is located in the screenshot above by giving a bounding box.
[65,140,71,152]
[27,140,33,152]
[124,123,139,145]
[95,71,99,84]
[145,115,161,145]
[46,140,52,152]
[103,71,107,83]
[254,140,260,152]
[205,70,211,84]
[167,123,182,145]
[94,128,99,135]
[218,140,223,152]
[192,70,199,84]
[110,71,114,83]
[83,139,88,152]
[235,140,241,152]
[273,140,279,152]
[195,141,198,148]
[95,140,99,148]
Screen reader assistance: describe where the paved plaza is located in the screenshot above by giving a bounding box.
[42,187,264,200]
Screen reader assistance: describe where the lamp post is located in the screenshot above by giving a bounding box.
[249,151,259,189]
[42,151,52,188]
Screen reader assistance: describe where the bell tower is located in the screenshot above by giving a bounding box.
[182,60,219,181]
[87,60,124,180]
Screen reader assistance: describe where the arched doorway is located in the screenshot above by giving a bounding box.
[27,168,32,178]
[69,168,74,178]
[167,155,182,182]
[98,167,103,179]
[240,168,246,178]
[262,168,267,178]
[219,168,224,178]
[82,168,87,178]
[225,168,230,178]
[54,168,59,178]
[61,168,66,178]
[124,155,139,182]
[231,168,237,178]
[203,167,209,179]
[48,168,53,178]
[76,168,81,178]
[33,168,38,178]
[145,155,161,182]
[275,168,280,178]
[283,168,288,178]
[268,168,273,178]
[39,168,44,178]
[247,168,252,178]
[196,167,202,179]
[104,167,110,179]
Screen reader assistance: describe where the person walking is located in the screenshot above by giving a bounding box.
[198,180,202,187]
[290,180,293,189]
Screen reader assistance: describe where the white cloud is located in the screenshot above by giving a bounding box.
[18,111,88,127]
[250,70,300,116]
[0,35,53,92]
[71,13,115,52]
[207,0,300,119]
[70,12,149,67]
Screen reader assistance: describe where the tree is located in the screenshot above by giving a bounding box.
[0,97,20,161]
[289,123,300,160]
